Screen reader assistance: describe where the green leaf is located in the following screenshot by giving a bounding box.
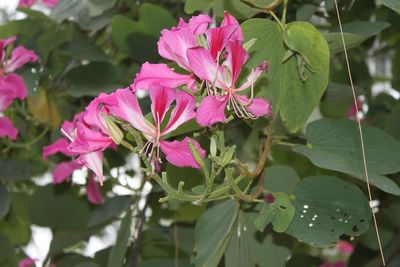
[0,159,31,182]
[214,0,259,19]
[111,4,175,61]
[59,38,110,62]
[225,213,255,267]
[241,19,284,115]
[255,192,295,233]
[49,224,106,257]
[286,175,371,247]
[254,207,274,232]
[281,22,330,132]
[50,0,116,24]
[88,196,132,227]
[0,193,31,245]
[107,208,132,267]
[0,235,16,267]
[184,0,214,13]
[194,200,239,267]
[243,212,293,267]
[0,18,43,38]
[380,0,400,14]
[28,185,90,230]
[293,119,400,195]
[264,165,300,194]
[325,21,390,54]
[65,62,123,97]
[0,185,9,219]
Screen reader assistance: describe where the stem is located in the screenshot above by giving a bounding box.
[282,0,288,24]
[270,11,285,30]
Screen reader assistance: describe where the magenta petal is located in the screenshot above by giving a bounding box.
[87,177,104,205]
[160,137,206,169]
[225,41,248,85]
[134,62,196,91]
[177,14,213,34]
[149,86,175,126]
[0,36,16,62]
[196,95,229,127]
[68,123,112,154]
[4,46,39,73]
[41,0,58,8]
[221,11,244,41]
[43,138,75,160]
[52,160,81,184]
[162,90,196,135]
[237,95,272,117]
[158,27,198,70]
[18,257,36,267]
[18,0,35,8]
[111,88,154,137]
[187,47,225,88]
[78,151,104,184]
[0,117,18,140]
[0,74,28,111]
[205,25,236,60]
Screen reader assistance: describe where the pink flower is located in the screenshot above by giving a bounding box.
[41,0,58,8]
[43,138,76,160]
[87,176,104,205]
[110,87,205,168]
[18,0,35,8]
[337,240,354,255]
[0,117,18,140]
[18,257,36,267]
[0,36,38,139]
[134,12,240,92]
[188,41,272,126]
[52,160,81,184]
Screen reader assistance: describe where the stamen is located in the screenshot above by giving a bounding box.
[61,128,74,142]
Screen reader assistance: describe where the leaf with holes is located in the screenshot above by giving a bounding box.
[286,176,371,247]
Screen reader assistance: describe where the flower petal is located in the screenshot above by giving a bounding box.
[221,11,244,41]
[87,176,104,205]
[224,41,248,85]
[4,46,39,73]
[78,150,104,184]
[236,64,266,91]
[149,86,175,128]
[160,137,206,169]
[52,160,81,184]
[236,95,273,117]
[111,88,154,137]
[162,90,196,135]
[134,62,196,91]
[0,36,16,62]
[0,74,28,111]
[43,138,75,160]
[69,123,112,153]
[41,0,58,8]
[0,117,18,140]
[177,14,213,34]
[18,257,36,267]
[187,47,225,88]
[205,25,236,60]
[158,27,198,70]
[196,95,229,127]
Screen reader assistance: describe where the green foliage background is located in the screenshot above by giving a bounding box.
[1,0,400,266]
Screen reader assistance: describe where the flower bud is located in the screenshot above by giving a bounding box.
[188,141,206,169]
[103,114,124,145]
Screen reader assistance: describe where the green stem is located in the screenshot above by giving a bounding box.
[282,0,288,24]
[270,11,284,30]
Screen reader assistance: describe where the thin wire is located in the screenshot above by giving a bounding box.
[333,1,386,265]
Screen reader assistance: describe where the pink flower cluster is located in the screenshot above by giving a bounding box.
[0,36,38,140]
[19,0,58,9]
[44,12,272,190]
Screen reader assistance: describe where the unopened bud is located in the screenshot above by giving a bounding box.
[265,193,275,203]
[257,61,270,73]
[210,136,217,157]
[188,141,205,168]
[103,115,124,145]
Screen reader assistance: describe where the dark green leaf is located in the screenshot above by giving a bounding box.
[293,119,400,195]
[184,0,214,13]
[65,62,123,97]
[107,208,132,267]
[325,21,390,54]
[0,185,9,219]
[194,200,239,267]
[28,185,90,230]
[264,165,300,194]
[88,196,132,227]
[286,176,371,247]
[381,0,400,14]
[0,159,31,182]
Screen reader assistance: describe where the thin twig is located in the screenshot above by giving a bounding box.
[334,0,386,265]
